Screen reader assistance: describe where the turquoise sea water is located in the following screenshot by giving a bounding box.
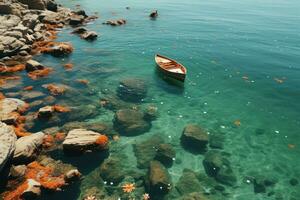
[4,0,300,199]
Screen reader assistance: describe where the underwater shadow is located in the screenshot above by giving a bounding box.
[154,68,185,95]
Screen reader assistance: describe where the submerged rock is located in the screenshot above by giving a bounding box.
[181,124,209,154]
[81,31,98,41]
[71,26,87,34]
[13,132,45,164]
[133,135,164,168]
[69,14,85,26]
[175,169,203,195]
[155,143,175,168]
[103,19,126,26]
[202,150,237,186]
[117,78,147,102]
[114,109,151,136]
[146,161,172,196]
[63,129,108,154]
[0,122,16,187]
[99,156,125,184]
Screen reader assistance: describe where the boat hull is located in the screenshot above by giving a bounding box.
[156,64,186,82]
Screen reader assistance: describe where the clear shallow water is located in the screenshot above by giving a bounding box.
[6,0,300,199]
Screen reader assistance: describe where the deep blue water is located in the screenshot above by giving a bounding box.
[7,0,300,199]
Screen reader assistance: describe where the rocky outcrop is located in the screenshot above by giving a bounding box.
[146,161,172,197]
[117,78,147,102]
[103,19,126,26]
[13,132,45,164]
[181,124,209,153]
[114,109,151,136]
[63,129,108,154]
[0,122,16,187]
[25,59,45,72]
[81,31,98,41]
[0,98,27,124]
[175,169,203,195]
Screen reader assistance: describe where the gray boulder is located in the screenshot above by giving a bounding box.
[114,109,151,136]
[0,122,16,187]
[181,124,209,153]
[13,132,45,164]
[45,0,58,12]
[0,98,26,124]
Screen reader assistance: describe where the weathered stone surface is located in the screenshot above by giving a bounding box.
[114,109,150,136]
[25,59,45,72]
[0,122,16,187]
[0,36,25,57]
[202,150,237,186]
[0,98,26,123]
[44,42,73,57]
[13,132,45,164]
[81,31,98,41]
[63,129,106,154]
[147,161,172,196]
[181,124,209,153]
[99,156,125,184]
[117,78,147,102]
[155,143,175,168]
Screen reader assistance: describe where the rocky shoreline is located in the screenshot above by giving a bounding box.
[0,0,102,199]
[1,1,297,200]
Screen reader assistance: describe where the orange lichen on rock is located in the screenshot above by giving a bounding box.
[76,79,89,85]
[63,63,73,70]
[0,64,25,73]
[43,134,55,148]
[0,75,21,85]
[26,161,65,190]
[0,92,5,100]
[3,180,29,200]
[53,105,71,113]
[28,68,53,80]
[46,84,65,96]
[95,135,109,148]
[14,124,31,137]
[23,86,33,91]
[55,132,66,141]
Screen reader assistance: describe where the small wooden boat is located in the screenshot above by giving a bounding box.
[155,54,187,82]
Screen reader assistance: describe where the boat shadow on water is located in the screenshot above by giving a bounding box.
[154,68,185,95]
